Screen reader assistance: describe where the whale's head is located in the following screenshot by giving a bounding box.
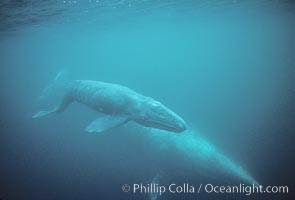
[135,98,187,133]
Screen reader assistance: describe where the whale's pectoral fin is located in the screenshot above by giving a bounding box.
[85,115,129,133]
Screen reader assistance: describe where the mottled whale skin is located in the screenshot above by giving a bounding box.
[33,80,187,133]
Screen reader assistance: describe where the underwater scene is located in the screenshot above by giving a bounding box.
[0,0,294,200]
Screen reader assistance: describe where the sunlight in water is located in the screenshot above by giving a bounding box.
[150,129,258,185]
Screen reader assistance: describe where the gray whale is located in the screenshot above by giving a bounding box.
[33,80,187,133]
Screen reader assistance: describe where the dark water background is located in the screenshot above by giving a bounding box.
[0,1,294,199]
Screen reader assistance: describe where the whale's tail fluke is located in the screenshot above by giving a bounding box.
[32,107,58,118]
[38,70,69,101]
[33,70,71,119]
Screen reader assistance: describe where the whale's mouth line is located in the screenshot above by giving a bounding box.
[147,119,180,132]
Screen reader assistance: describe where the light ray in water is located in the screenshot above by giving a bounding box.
[149,129,258,185]
[150,174,161,200]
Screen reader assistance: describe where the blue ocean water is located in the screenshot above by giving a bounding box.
[0,1,294,200]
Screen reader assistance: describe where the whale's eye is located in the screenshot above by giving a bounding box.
[152,101,161,107]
